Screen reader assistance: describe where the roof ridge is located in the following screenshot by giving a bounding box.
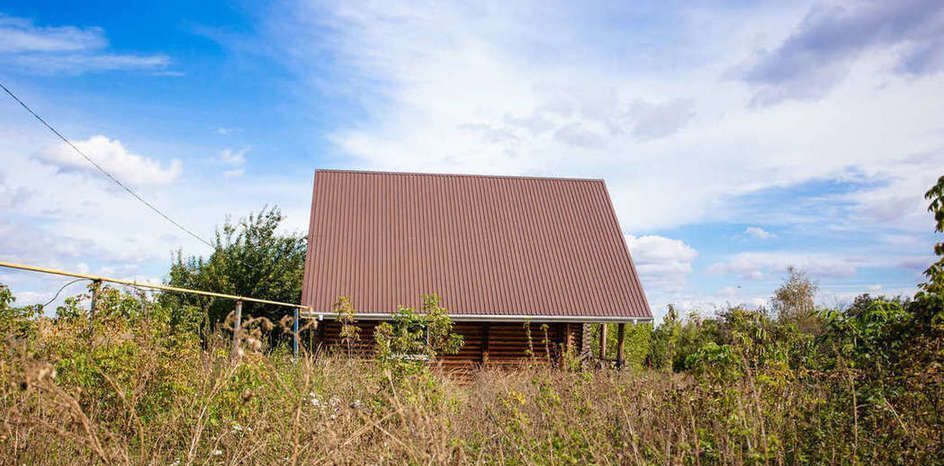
[316,168,604,183]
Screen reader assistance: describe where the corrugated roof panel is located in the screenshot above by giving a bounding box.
[301,170,652,320]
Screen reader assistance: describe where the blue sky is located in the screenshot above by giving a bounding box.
[0,0,941,319]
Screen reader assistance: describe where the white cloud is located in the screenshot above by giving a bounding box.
[737,0,944,105]
[669,291,769,316]
[0,119,313,311]
[625,234,698,292]
[708,252,858,280]
[0,174,31,208]
[11,53,170,74]
[628,98,695,141]
[267,0,944,234]
[3,1,941,317]
[218,147,248,177]
[13,290,54,306]
[241,0,943,318]
[34,135,182,186]
[744,226,776,240]
[0,14,170,74]
[219,147,249,166]
[0,15,105,52]
[0,219,100,265]
[216,127,239,135]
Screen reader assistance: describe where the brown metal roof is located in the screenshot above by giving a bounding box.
[301,170,652,321]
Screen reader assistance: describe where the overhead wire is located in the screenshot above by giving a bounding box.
[41,278,89,311]
[0,80,215,250]
[0,82,305,314]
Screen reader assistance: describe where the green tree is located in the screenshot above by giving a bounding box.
[647,305,682,370]
[164,206,306,334]
[772,267,819,328]
[589,322,652,369]
[0,284,40,344]
[922,175,944,294]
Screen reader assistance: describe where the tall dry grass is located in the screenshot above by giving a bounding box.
[0,299,939,465]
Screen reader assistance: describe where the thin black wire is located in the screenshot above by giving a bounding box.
[0,81,215,250]
[41,278,88,310]
[0,82,299,313]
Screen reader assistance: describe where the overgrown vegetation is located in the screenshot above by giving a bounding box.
[374,294,464,376]
[1,277,941,464]
[166,206,306,332]
[0,178,941,464]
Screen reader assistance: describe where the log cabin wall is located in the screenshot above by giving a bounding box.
[310,320,586,369]
[313,320,381,356]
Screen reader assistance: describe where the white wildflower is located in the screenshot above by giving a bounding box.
[211,449,223,456]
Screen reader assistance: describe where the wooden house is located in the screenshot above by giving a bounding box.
[301,170,651,368]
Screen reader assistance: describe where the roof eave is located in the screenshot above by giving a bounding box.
[299,311,652,323]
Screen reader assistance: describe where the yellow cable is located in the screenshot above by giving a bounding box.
[0,260,309,310]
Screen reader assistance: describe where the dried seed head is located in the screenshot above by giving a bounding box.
[223,311,237,331]
[24,361,57,389]
[279,315,294,333]
[245,337,262,352]
[299,319,317,333]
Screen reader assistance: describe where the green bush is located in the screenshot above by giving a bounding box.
[374,294,463,378]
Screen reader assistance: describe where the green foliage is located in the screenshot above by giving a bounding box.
[922,175,944,294]
[620,322,652,369]
[374,294,463,376]
[0,284,40,342]
[165,206,306,331]
[647,305,681,370]
[772,267,821,333]
[0,275,942,464]
[588,322,652,369]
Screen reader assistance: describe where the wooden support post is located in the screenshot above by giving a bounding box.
[89,280,101,320]
[481,322,491,365]
[598,322,607,360]
[293,307,300,359]
[616,323,626,369]
[232,300,243,357]
[88,279,101,338]
[563,323,574,354]
[308,319,317,356]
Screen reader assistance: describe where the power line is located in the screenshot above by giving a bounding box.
[0,81,215,250]
[41,278,88,310]
[0,260,309,310]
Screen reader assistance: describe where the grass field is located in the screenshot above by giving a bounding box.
[1,282,942,465]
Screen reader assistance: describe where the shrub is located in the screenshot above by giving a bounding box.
[374,294,463,377]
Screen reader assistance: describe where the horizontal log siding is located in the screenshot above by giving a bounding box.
[315,320,381,357]
[313,320,578,369]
